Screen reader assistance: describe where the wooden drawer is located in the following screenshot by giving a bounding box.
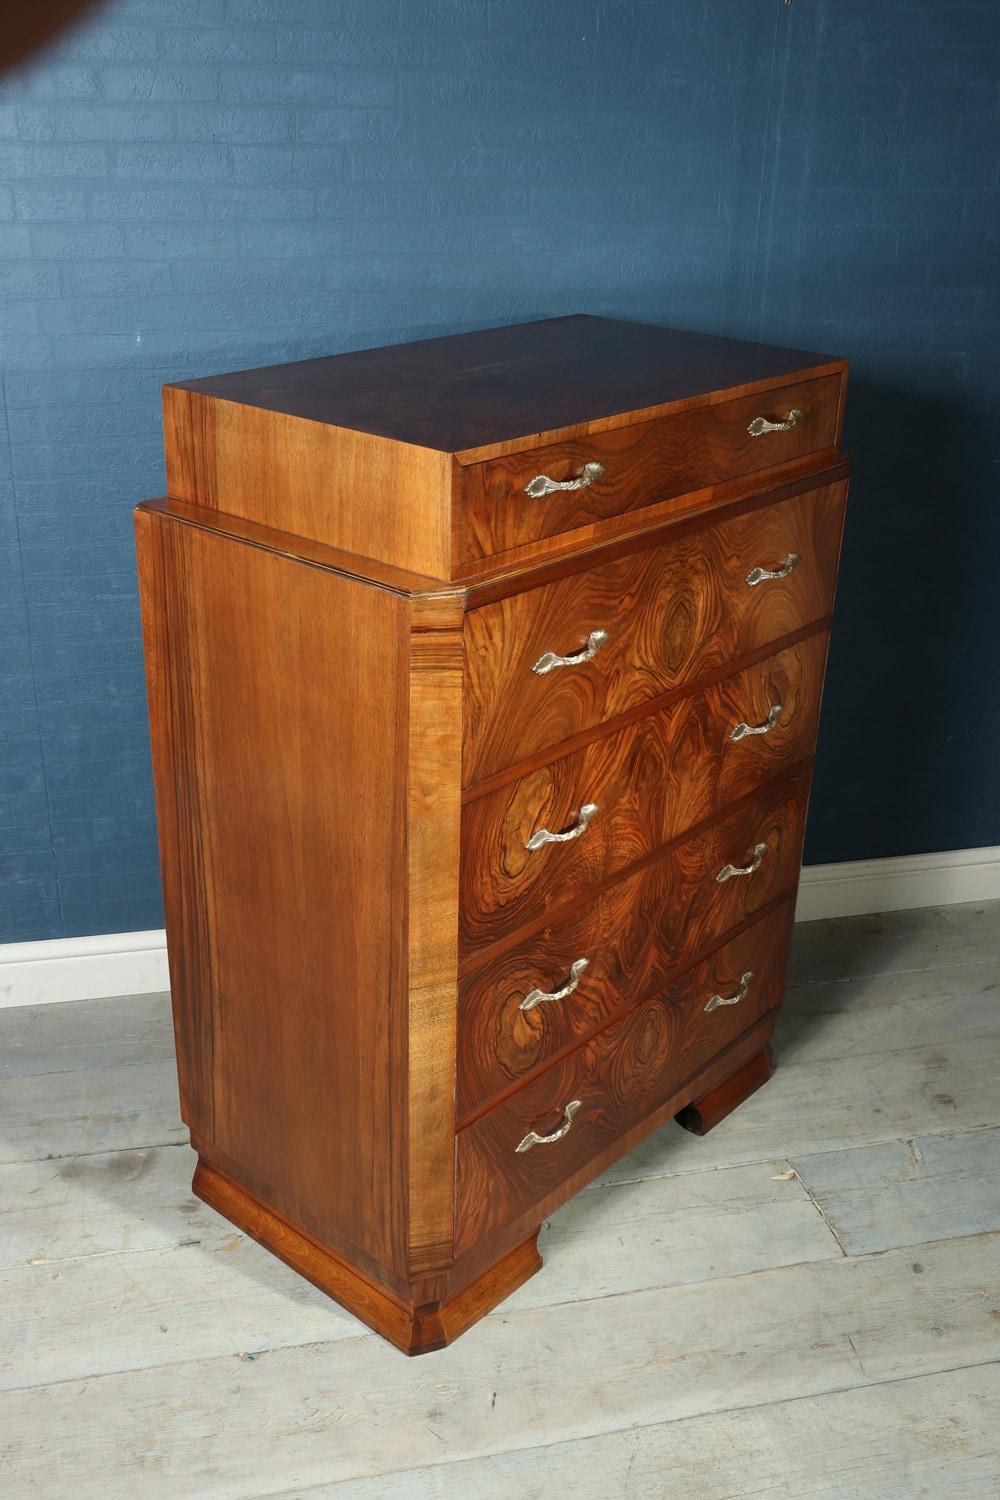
[457,769,809,1120]
[455,900,795,1253]
[460,631,827,960]
[460,373,842,565]
[463,478,845,784]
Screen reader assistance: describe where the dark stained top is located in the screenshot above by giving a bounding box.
[169,314,839,454]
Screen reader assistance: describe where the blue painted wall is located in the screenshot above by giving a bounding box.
[1,0,998,941]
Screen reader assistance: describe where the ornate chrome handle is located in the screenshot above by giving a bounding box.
[715,841,768,883]
[515,1099,582,1153]
[747,408,804,438]
[519,957,589,1013]
[746,552,800,587]
[524,461,605,499]
[730,704,783,742]
[525,802,599,852]
[704,971,754,1013]
[532,628,608,676]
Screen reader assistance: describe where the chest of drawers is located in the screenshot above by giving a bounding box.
[135,314,849,1355]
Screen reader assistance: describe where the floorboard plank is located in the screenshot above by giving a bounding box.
[3,902,998,1495]
[1,1233,996,1497]
[778,959,1000,1065]
[0,1156,841,1390]
[515,1155,841,1309]
[595,1031,1000,1187]
[786,900,1000,988]
[1,1238,363,1395]
[792,1129,1000,1256]
[0,1059,184,1165]
[2,1143,221,1270]
[0,994,174,1080]
[260,1363,1000,1500]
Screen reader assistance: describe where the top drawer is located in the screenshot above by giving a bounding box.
[460,372,843,566]
[164,318,845,580]
[464,479,847,785]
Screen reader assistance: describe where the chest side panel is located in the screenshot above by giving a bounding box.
[136,510,410,1278]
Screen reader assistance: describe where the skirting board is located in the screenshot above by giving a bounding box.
[794,843,1000,924]
[1,846,998,1009]
[0,930,169,1011]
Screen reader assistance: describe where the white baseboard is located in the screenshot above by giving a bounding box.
[794,844,1000,923]
[1,846,998,1009]
[0,929,170,1010]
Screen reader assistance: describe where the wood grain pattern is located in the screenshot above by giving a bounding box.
[143,465,847,622]
[163,387,456,580]
[463,481,846,782]
[460,373,842,564]
[674,1045,774,1135]
[163,316,845,578]
[167,313,845,459]
[455,900,795,1254]
[459,461,850,604]
[457,769,811,1120]
[405,624,463,1277]
[133,510,215,1136]
[456,458,852,587]
[460,633,827,959]
[136,509,410,1277]
[140,495,461,600]
[449,1012,780,1280]
[192,1158,419,1353]
[193,1158,542,1356]
[137,315,849,1353]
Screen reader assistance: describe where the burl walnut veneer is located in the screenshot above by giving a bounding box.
[135,314,849,1355]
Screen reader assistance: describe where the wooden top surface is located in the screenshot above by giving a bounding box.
[167,315,841,454]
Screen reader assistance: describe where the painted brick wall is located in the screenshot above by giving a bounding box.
[1,0,998,941]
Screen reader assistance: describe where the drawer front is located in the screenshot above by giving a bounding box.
[460,631,827,960]
[457,769,809,1120]
[463,479,846,785]
[455,900,795,1253]
[460,373,843,565]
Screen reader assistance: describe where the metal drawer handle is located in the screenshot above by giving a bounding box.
[519,957,590,1013]
[715,841,768,883]
[730,704,783,742]
[515,1099,582,1153]
[524,461,605,499]
[746,552,800,587]
[747,408,804,438]
[525,802,599,852]
[704,970,754,1013]
[533,628,608,676]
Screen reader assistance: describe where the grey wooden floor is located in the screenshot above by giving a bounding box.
[2,901,999,1498]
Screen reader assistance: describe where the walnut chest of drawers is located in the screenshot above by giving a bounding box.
[135,314,849,1354]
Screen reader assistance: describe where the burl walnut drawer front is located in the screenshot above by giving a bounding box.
[460,372,842,565]
[455,899,796,1253]
[457,768,810,1120]
[463,479,846,784]
[460,631,828,960]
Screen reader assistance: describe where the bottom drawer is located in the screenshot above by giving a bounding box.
[455,899,795,1255]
